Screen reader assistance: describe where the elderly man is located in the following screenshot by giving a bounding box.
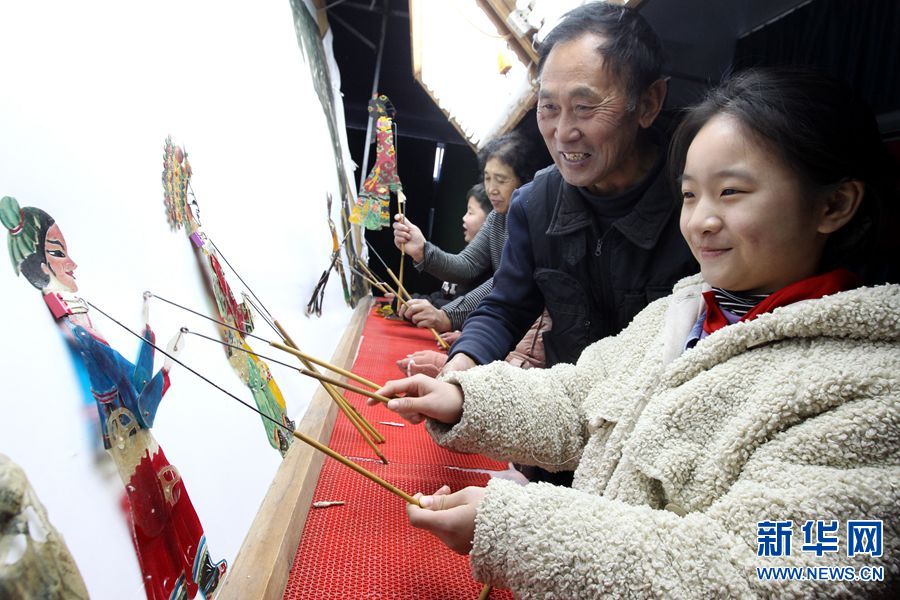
[446,3,696,379]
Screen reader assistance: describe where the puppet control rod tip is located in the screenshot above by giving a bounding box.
[143,290,153,299]
[180,326,190,334]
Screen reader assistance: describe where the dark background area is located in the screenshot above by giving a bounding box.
[327,0,899,295]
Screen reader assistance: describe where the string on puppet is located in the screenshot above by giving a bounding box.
[158,150,389,457]
[349,95,401,230]
[161,140,388,457]
[1,196,227,600]
[161,137,296,457]
[306,194,352,317]
[82,299,419,506]
[142,292,393,467]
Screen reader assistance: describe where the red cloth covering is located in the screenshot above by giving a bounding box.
[703,269,862,335]
[284,309,513,599]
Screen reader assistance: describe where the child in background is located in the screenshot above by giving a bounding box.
[414,183,492,310]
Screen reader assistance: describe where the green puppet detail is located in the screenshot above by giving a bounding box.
[161,139,295,456]
[349,95,403,230]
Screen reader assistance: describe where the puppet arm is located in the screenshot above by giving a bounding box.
[135,329,185,427]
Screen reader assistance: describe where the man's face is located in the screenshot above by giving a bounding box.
[537,34,645,195]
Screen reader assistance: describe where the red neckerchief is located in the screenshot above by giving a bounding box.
[702,268,862,335]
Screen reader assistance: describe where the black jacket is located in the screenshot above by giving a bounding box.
[450,161,697,367]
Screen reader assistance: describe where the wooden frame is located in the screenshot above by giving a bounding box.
[218,296,373,600]
[409,0,538,150]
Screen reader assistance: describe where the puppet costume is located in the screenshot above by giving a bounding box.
[161,138,295,456]
[3,195,226,599]
[61,312,226,600]
[350,116,401,229]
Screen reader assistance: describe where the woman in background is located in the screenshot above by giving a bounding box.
[392,131,545,332]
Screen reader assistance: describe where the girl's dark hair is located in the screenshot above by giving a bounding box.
[477,131,542,186]
[467,182,491,215]
[669,67,898,284]
[537,3,664,109]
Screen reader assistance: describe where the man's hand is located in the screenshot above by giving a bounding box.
[407,485,485,555]
[370,374,464,426]
[441,352,478,375]
[398,299,452,332]
[393,213,425,263]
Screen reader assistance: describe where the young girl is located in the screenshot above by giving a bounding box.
[373,69,899,597]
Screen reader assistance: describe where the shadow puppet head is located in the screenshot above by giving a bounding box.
[1,196,78,293]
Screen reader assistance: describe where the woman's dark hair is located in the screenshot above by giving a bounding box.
[477,131,542,186]
[1,196,54,290]
[537,2,664,110]
[467,183,491,215]
[669,67,898,284]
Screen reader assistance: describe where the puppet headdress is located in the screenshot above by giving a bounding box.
[1,196,51,276]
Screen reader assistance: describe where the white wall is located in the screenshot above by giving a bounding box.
[0,1,355,597]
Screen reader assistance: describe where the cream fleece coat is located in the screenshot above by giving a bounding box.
[431,276,899,598]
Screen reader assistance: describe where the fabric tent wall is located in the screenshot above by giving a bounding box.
[0,1,355,597]
[734,0,900,116]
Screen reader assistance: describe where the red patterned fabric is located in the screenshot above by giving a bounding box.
[284,309,513,599]
[702,268,861,335]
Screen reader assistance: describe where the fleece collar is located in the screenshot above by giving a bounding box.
[663,281,900,388]
[624,281,899,511]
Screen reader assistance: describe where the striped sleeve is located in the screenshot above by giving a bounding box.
[441,276,494,330]
[416,211,506,284]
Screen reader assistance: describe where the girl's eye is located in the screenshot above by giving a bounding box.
[681,191,695,200]
[48,250,66,258]
[721,188,741,196]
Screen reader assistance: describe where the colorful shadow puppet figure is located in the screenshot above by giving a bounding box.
[162,138,295,455]
[0,453,89,600]
[349,95,402,230]
[1,196,226,599]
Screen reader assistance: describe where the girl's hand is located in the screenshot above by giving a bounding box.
[392,214,425,262]
[407,485,485,555]
[371,374,464,425]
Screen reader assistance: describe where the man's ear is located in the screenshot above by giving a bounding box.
[818,180,865,234]
[637,78,668,129]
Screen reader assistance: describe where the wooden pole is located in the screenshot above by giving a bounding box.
[397,189,407,294]
[274,321,386,450]
[357,261,449,351]
[294,364,391,404]
[271,341,380,389]
[290,429,421,506]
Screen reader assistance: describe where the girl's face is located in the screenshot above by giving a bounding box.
[483,157,521,214]
[462,196,488,243]
[679,115,829,293]
[41,223,78,292]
